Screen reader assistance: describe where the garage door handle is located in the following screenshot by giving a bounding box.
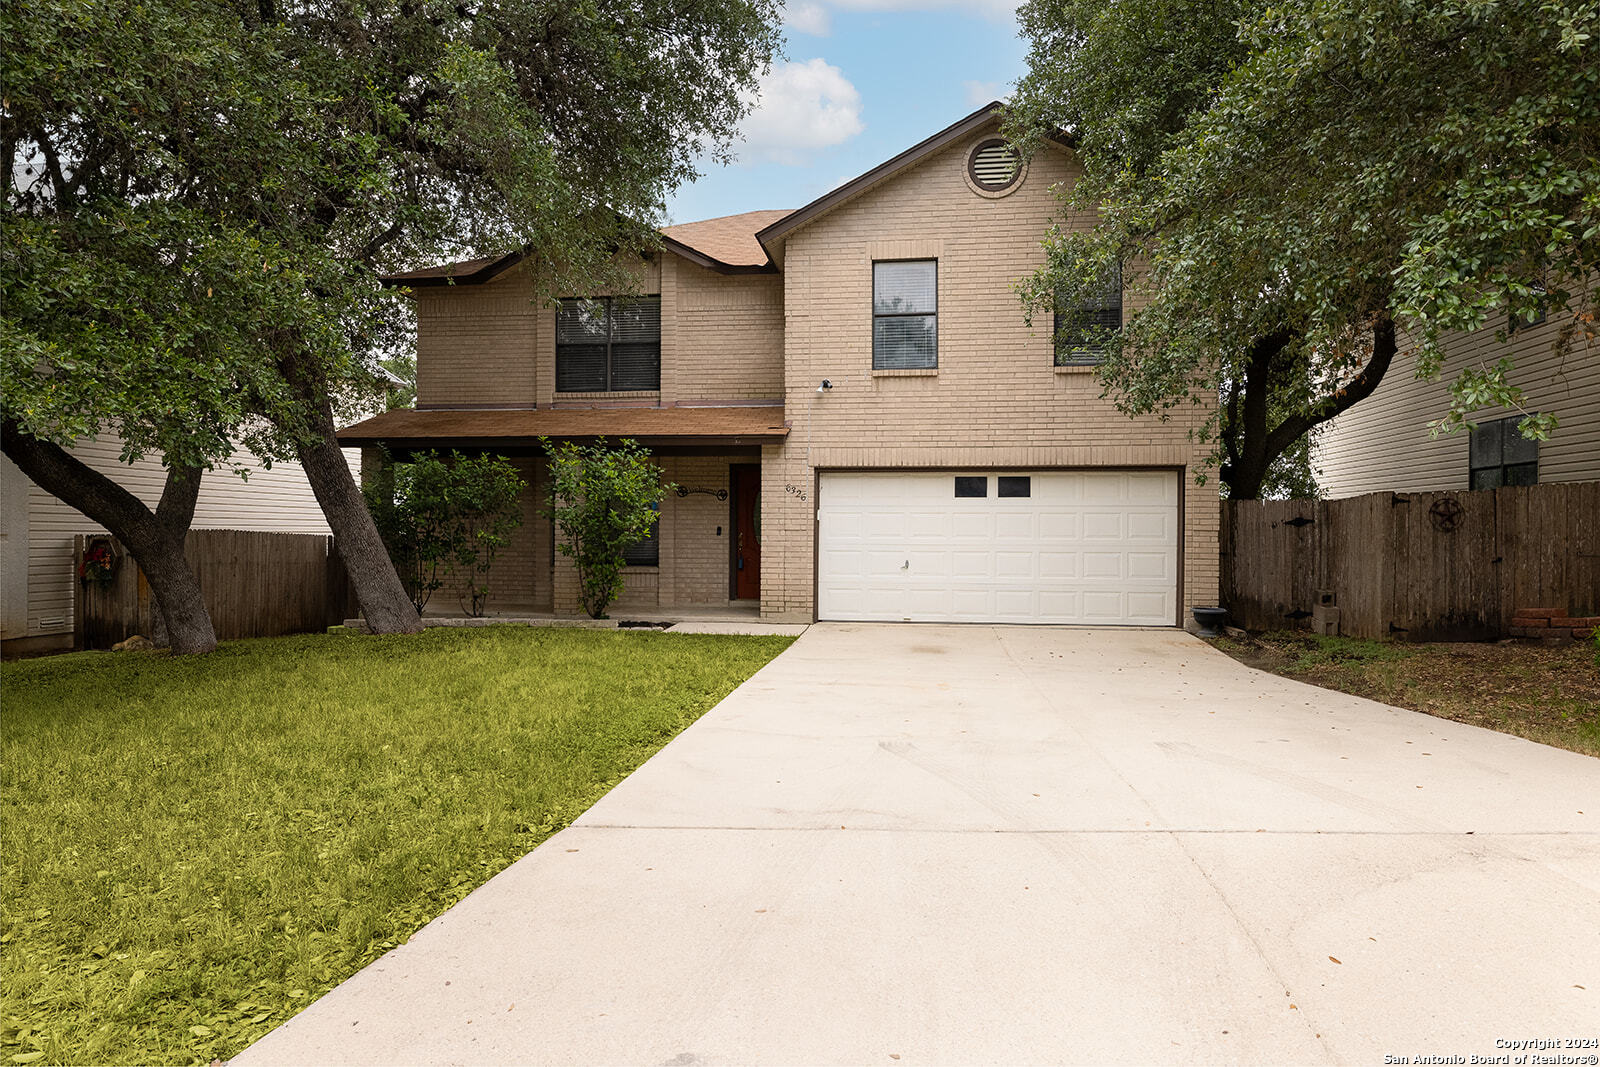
[902,560,909,570]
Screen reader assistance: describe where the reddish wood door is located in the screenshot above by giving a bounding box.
[733,466,761,600]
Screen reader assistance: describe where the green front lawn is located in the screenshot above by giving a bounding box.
[1,627,794,1066]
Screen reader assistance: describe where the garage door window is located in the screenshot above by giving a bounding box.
[998,476,1031,498]
[954,476,987,498]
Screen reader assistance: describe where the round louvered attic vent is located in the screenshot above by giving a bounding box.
[968,138,1021,191]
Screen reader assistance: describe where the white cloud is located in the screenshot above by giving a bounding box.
[783,1,832,36]
[739,59,865,165]
[962,80,1009,107]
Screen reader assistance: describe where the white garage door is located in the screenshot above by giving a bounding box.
[817,470,1179,625]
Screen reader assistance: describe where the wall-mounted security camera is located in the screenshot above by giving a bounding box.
[816,379,833,392]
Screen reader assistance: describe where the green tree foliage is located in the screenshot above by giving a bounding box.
[541,438,671,620]
[2,0,780,644]
[1010,0,1600,499]
[364,452,526,616]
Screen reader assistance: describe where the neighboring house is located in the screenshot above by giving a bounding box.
[339,104,1221,626]
[1316,312,1599,497]
[0,441,359,656]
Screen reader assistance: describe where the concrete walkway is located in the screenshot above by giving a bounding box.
[237,624,1600,1066]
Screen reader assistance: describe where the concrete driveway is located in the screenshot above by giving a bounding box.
[237,624,1600,1066]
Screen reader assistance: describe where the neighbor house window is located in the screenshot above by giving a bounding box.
[1055,263,1123,366]
[1509,280,1548,332]
[873,260,937,369]
[1469,415,1539,489]
[556,296,661,392]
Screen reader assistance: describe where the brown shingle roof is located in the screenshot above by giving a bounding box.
[383,210,791,285]
[337,405,789,447]
[660,209,792,269]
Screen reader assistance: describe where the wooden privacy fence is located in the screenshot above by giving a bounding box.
[1221,481,1600,641]
[74,530,356,649]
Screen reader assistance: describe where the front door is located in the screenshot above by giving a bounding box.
[732,465,761,600]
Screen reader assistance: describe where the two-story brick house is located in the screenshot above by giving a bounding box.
[338,104,1220,625]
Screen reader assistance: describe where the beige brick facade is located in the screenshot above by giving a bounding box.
[390,113,1223,624]
[759,132,1218,622]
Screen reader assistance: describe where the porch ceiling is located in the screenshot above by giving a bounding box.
[336,405,789,449]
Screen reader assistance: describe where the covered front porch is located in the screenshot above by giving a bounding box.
[336,406,787,619]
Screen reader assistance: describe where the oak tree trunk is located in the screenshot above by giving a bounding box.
[285,367,422,635]
[2,422,217,654]
[1219,315,1397,500]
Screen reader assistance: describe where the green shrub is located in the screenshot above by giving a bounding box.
[363,451,525,615]
[541,437,672,619]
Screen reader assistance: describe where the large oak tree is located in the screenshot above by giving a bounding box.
[3,0,780,650]
[1010,0,1599,498]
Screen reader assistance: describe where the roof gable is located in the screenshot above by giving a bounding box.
[383,104,1068,285]
[755,102,1068,265]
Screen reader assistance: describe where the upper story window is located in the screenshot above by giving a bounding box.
[556,296,661,392]
[873,260,938,370]
[1054,263,1123,366]
[1469,415,1539,489]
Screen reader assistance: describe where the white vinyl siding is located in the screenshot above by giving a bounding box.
[1315,316,1600,497]
[3,438,358,639]
[817,470,1179,625]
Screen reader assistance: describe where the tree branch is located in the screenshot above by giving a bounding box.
[1261,312,1397,462]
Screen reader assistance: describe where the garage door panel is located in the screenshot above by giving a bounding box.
[1039,551,1080,579]
[905,586,952,614]
[1082,552,1124,579]
[951,588,994,616]
[818,470,1179,626]
[1080,474,1130,505]
[1127,511,1171,541]
[995,513,1036,540]
[1038,590,1081,616]
[865,550,907,577]
[1038,511,1083,541]
[1082,591,1128,620]
[952,551,991,578]
[994,589,1036,616]
[951,513,992,539]
[1127,552,1172,580]
[1128,474,1175,504]
[1126,592,1171,623]
[1082,511,1127,540]
[994,552,1035,578]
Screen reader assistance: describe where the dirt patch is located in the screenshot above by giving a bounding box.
[1213,631,1600,758]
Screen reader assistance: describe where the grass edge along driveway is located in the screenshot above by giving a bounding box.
[1212,630,1599,758]
[1,627,795,1066]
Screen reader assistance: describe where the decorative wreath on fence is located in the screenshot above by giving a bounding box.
[1427,497,1466,533]
[78,535,123,583]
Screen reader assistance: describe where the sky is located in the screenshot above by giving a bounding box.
[664,0,1029,226]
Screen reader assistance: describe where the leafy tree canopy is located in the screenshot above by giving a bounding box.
[2,0,782,466]
[1009,0,1600,497]
[2,0,779,644]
